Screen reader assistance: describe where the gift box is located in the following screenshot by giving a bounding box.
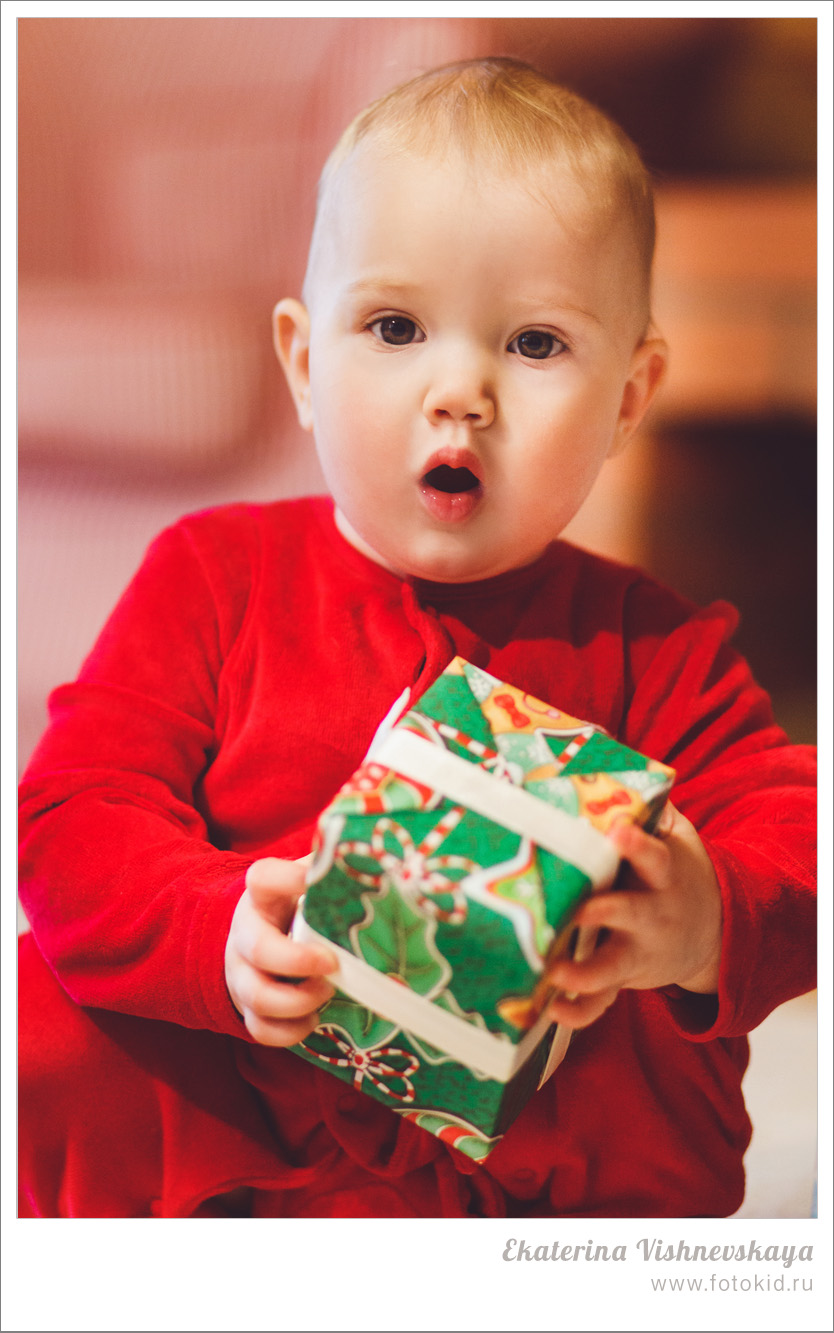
[292,657,675,1161]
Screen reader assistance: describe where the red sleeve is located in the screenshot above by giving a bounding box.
[620,584,816,1039]
[18,513,256,1038]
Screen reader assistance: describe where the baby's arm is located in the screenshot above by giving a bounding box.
[18,511,301,1039]
[224,858,336,1045]
[546,587,816,1040]
[546,803,722,1029]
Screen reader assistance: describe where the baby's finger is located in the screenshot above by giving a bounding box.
[246,923,336,978]
[245,857,307,929]
[241,1008,325,1048]
[242,971,336,1024]
[548,934,635,997]
[547,985,620,1030]
[607,819,672,891]
[653,800,676,838]
[572,887,654,935]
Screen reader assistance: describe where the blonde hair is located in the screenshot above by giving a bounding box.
[309,57,656,322]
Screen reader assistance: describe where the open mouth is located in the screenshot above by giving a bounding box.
[418,461,484,522]
[422,464,482,494]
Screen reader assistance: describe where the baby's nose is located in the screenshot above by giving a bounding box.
[422,356,495,427]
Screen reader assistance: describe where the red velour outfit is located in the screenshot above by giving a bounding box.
[18,497,816,1217]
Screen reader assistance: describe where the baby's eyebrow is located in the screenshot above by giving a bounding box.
[344,278,421,302]
[513,295,602,327]
[341,278,603,329]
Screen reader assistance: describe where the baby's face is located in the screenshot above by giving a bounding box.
[276,146,665,583]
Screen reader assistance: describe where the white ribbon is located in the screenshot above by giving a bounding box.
[372,727,619,887]
[293,911,560,1084]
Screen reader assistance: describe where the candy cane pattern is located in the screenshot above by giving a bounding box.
[331,760,438,815]
[548,726,597,772]
[335,807,477,924]
[435,721,497,763]
[407,695,599,786]
[300,1026,419,1102]
[402,714,497,763]
[401,715,526,788]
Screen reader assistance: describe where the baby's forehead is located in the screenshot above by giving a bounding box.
[330,135,598,214]
[316,142,631,274]
[315,138,620,272]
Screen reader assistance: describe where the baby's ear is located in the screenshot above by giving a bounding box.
[609,336,668,457]
[273,299,313,432]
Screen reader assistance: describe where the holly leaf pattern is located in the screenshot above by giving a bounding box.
[318,993,399,1049]
[354,886,450,998]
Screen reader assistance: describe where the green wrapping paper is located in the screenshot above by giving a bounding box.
[291,657,675,1161]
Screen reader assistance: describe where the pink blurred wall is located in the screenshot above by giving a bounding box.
[17,16,816,767]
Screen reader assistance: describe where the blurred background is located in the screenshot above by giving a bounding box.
[16,15,818,1217]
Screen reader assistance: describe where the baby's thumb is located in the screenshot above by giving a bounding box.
[653,801,677,838]
[245,857,307,929]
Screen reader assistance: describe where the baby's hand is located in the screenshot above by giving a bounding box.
[225,857,337,1046]
[546,804,722,1030]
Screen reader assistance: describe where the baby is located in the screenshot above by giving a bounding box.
[18,59,815,1218]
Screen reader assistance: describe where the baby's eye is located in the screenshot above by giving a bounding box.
[369,316,424,346]
[508,330,565,360]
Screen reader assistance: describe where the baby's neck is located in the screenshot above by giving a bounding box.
[332,505,557,589]
[333,507,403,576]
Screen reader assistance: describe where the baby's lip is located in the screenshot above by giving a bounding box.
[418,446,484,523]
[419,446,484,488]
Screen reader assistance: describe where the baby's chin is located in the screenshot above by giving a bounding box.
[333,508,546,585]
